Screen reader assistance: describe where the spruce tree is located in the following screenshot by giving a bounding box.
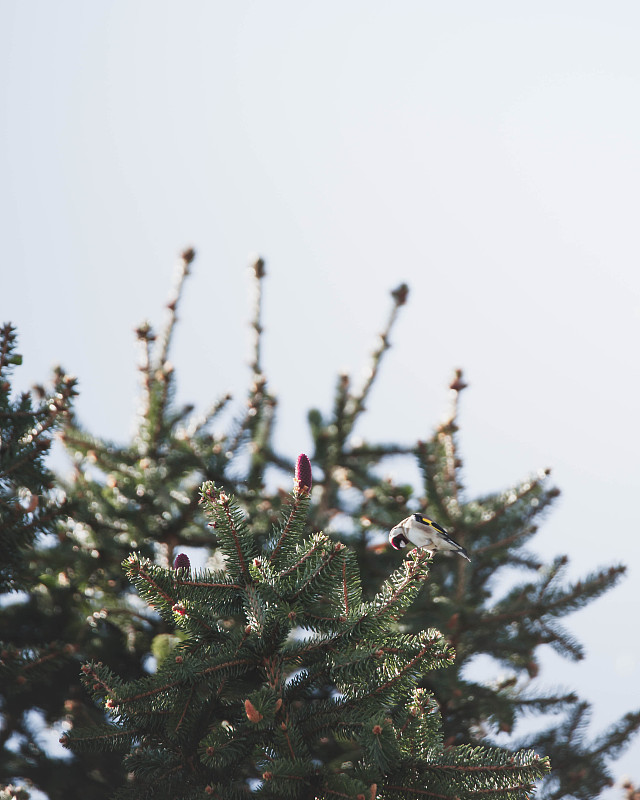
[2,249,638,798]
[62,457,550,799]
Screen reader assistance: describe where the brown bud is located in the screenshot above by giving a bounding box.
[449,369,468,393]
[204,786,214,795]
[206,746,215,756]
[249,255,266,278]
[274,698,283,712]
[181,247,196,264]
[372,724,382,735]
[244,699,263,723]
[262,772,273,782]
[391,283,409,306]
[175,655,183,664]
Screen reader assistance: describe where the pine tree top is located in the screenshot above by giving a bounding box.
[63,465,550,799]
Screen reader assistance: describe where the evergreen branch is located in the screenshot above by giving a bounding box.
[221,498,251,581]
[385,785,451,799]
[21,648,70,673]
[176,578,243,590]
[108,657,255,705]
[474,471,555,529]
[185,392,233,439]
[490,563,626,626]
[126,556,176,605]
[174,686,195,733]
[422,760,544,774]
[342,559,349,615]
[289,543,346,601]
[215,627,251,699]
[125,557,224,635]
[269,492,305,565]
[591,710,640,760]
[279,536,326,577]
[201,485,254,580]
[385,784,538,798]
[471,528,539,558]
[0,438,50,480]
[62,725,141,751]
[341,641,441,707]
[364,549,430,623]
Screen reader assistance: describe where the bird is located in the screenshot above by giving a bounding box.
[389,513,471,561]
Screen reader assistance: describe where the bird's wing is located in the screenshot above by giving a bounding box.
[417,515,449,535]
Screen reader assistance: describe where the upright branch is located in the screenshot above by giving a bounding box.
[346,282,409,430]
[315,283,410,522]
[248,255,266,379]
[134,248,195,454]
[158,247,196,369]
[227,255,282,489]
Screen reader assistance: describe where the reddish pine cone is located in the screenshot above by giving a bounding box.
[173,553,191,571]
[295,453,312,494]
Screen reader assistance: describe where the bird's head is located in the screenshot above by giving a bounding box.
[389,529,410,549]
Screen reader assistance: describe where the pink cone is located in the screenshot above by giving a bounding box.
[295,453,312,494]
[173,553,191,571]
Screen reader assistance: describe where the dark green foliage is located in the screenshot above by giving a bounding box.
[2,250,638,798]
[0,324,79,798]
[64,480,549,798]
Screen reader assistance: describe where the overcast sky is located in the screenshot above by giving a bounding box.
[2,1,640,792]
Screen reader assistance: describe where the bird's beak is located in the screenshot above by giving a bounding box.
[390,530,410,549]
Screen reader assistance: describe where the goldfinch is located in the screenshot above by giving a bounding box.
[389,513,470,561]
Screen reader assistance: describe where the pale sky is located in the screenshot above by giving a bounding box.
[2,2,640,792]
